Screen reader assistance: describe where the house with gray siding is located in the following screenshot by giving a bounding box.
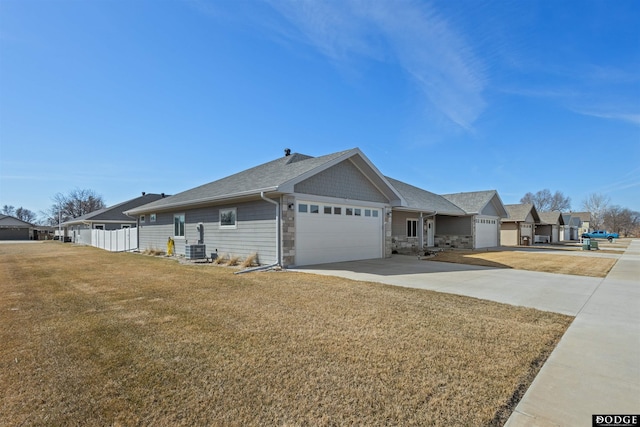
[62,193,166,244]
[126,149,403,267]
[440,190,509,249]
[0,215,34,240]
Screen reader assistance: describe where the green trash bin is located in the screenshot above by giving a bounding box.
[591,240,599,250]
[582,238,591,250]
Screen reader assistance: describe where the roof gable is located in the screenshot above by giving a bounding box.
[441,190,508,218]
[538,211,565,225]
[503,204,541,223]
[126,148,404,214]
[0,215,33,227]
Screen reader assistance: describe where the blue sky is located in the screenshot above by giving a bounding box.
[1,0,639,219]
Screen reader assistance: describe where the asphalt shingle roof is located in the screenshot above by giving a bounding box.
[441,190,500,215]
[538,211,565,225]
[62,193,166,225]
[126,150,355,214]
[385,177,466,215]
[503,203,540,223]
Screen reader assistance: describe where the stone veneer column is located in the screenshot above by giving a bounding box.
[281,195,296,267]
[384,207,393,258]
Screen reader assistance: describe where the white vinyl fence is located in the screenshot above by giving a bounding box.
[91,228,138,252]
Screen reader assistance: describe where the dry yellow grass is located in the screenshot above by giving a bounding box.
[1,243,571,426]
[430,250,616,277]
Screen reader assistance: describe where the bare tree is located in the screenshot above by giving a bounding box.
[2,205,15,216]
[14,207,38,224]
[603,206,639,236]
[43,189,106,225]
[582,193,610,230]
[521,189,571,211]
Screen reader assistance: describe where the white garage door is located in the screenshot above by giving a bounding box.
[474,216,498,249]
[296,201,383,266]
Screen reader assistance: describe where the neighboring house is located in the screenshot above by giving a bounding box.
[536,211,565,243]
[572,211,592,236]
[561,213,581,241]
[385,178,467,252]
[62,193,167,244]
[439,190,509,249]
[0,215,34,240]
[500,204,540,246]
[125,148,508,267]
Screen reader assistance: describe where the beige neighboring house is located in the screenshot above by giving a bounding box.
[537,211,565,243]
[572,211,592,236]
[501,203,540,246]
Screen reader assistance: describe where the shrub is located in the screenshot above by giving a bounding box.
[240,253,258,268]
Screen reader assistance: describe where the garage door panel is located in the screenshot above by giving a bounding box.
[475,217,498,248]
[296,202,382,266]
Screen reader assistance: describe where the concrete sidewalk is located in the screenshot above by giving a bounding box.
[505,239,640,426]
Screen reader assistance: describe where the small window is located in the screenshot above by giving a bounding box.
[354,208,361,216]
[324,206,332,214]
[298,204,308,213]
[150,214,156,223]
[365,209,371,217]
[94,224,105,230]
[121,225,131,229]
[310,205,319,214]
[407,219,418,237]
[334,207,342,215]
[174,214,185,237]
[346,208,353,216]
[220,208,237,228]
[140,215,146,223]
[372,210,379,217]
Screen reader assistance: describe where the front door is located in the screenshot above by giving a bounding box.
[426,219,435,247]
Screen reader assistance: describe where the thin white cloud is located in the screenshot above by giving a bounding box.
[264,0,487,130]
[571,109,640,126]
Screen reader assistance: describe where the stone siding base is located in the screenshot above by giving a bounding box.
[434,235,473,249]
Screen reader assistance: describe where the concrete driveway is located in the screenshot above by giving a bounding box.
[294,255,604,316]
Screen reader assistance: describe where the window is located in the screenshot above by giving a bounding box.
[407,219,418,237]
[372,210,379,217]
[365,209,371,217]
[310,205,319,214]
[121,225,131,229]
[174,214,185,237]
[220,208,237,228]
[346,208,353,216]
[150,214,156,223]
[324,206,332,214]
[140,215,146,223]
[298,204,308,213]
[94,224,105,230]
[354,208,361,216]
[334,207,342,215]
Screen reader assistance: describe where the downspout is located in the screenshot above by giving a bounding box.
[259,191,281,267]
[236,192,281,274]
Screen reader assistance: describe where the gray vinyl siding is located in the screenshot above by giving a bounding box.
[391,211,419,237]
[435,215,472,235]
[481,199,501,217]
[138,199,277,264]
[294,160,388,203]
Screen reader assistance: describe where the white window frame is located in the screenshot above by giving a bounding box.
[174,213,185,238]
[219,208,237,229]
[140,215,146,223]
[121,225,131,229]
[407,219,418,238]
[94,224,105,230]
[150,213,156,223]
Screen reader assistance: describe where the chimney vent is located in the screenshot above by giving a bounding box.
[142,192,146,196]
[161,193,165,198]
[284,148,291,156]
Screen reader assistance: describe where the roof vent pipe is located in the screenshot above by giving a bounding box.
[284,148,291,156]
[142,192,146,196]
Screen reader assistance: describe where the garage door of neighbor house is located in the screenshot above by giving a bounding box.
[474,217,498,248]
[552,226,559,242]
[296,201,383,266]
